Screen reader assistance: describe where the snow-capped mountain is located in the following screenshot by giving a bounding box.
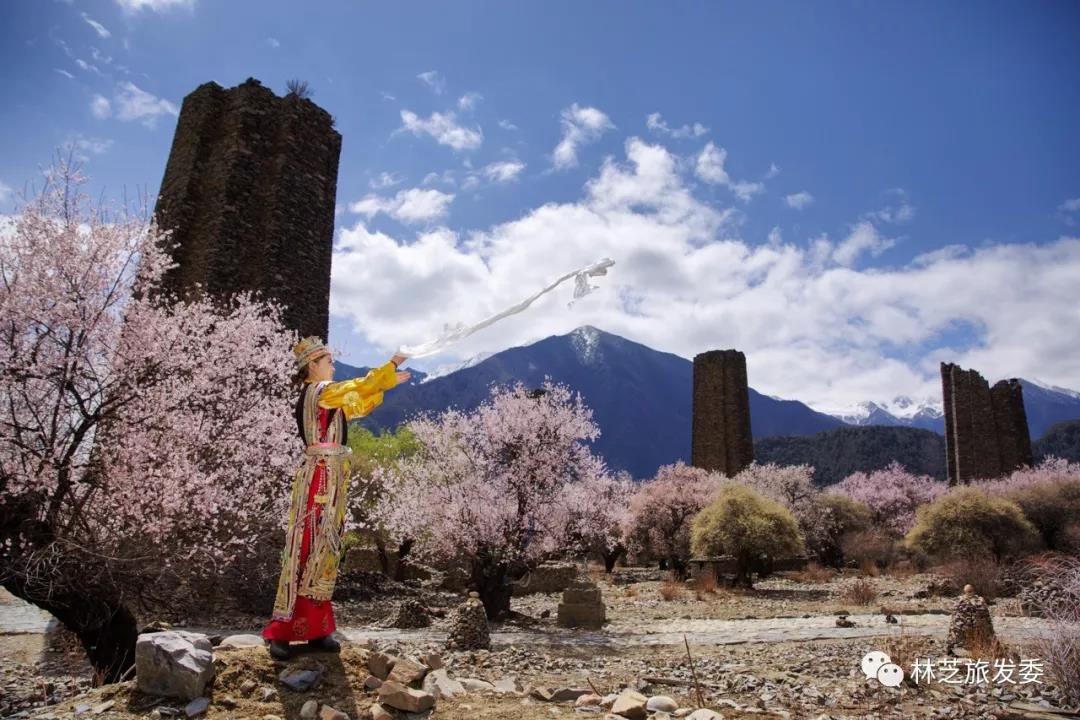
[836,398,944,432]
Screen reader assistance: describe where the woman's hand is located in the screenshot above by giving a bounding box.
[395,370,411,384]
[390,353,407,368]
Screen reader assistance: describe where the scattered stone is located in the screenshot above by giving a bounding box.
[646,696,678,713]
[239,679,257,695]
[216,634,265,650]
[387,657,427,686]
[91,701,115,715]
[884,614,898,624]
[367,653,395,680]
[263,715,283,720]
[461,678,496,693]
[423,653,443,670]
[183,698,209,718]
[364,675,383,690]
[384,598,431,629]
[576,694,604,707]
[610,688,648,719]
[422,668,465,699]
[218,697,238,709]
[377,681,435,713]
[835,616,855,628]
[318,705,349,720]
[300,700,319,719]
[557,580,606,629]
[260,687,278,702]
[279,666,325,692]
[686,711,723,720]
[447,595,491,650]
[549,688,591,702]
[530,687,554,702]
[369,705,393,720]
[493,678,520,694]
[135,631,216,701]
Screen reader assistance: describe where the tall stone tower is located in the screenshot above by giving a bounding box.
[153,78,342,339]
[941,362,1033,484]
[691,349,754,477]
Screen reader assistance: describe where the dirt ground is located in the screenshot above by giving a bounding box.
[1,568,1076,720]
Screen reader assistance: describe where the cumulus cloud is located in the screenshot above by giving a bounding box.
[90,94,112,119]
[399,110,482,151]
[785,191,814,210]
[481,160,526,183]
[646,112,708,139]
[416,70,445,95]
[695,142,764,202]
[115,0,194,12]
[329,137,1080,416]
[81,13,111,38]
[552,104,614,170]
[113,82,178,127]
[349,188,455,224]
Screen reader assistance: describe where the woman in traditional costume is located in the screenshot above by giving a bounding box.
[263,337,410,659]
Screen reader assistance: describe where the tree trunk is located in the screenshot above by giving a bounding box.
[602,545,624,573]
[470,561,512,620]
[2,580,139,684]
[393,537,414,582]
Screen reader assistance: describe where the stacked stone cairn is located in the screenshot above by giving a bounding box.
[446,591,490,650]
[383,598,430,628]
[557,580,606,629]
[946,584,998,655]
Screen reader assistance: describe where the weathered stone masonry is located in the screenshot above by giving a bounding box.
[941,362,1032,484]
[153,78,342,339]
[691,349,754,477]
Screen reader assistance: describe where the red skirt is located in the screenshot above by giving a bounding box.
[262,464,336,642]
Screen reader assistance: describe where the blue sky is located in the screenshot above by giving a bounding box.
[2,0,1079,414]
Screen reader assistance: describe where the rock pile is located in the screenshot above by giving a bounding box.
[946,584,997,654]
[383,598,430,628]
[446,592,490,650]
[557,579,606,629]
[135,631,215,701]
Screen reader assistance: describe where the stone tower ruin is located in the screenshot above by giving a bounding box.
[941,362,1033,484]
[153,78,342,338]
[691,349,754,477]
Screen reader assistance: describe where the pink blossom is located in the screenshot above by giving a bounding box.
[832,461,947,536]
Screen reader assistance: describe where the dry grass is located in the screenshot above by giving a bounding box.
[883,624,920,677]
[857,560,881,578]
[658,578,686,601]
[885,560,919,580]
[623,584,639,598]
[792,562,835,584]
[692,572,723,600]
[943,556,1001,600]
[843,578,878,605]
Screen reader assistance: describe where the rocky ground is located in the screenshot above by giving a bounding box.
[2,570,1078,720]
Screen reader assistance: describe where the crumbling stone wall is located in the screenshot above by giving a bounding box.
[153,78,342,339]
[941,363,1033,484]
[691,349,754,477]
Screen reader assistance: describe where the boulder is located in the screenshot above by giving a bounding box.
[216,634,264,650]
[318,706,348,720]
[422,668,465,699]
[299,700,318,719]
[135,632,215,701]
[386,657,427,686]
[377,681,435,713]
[367,653,395,680]
[611,688,648,719]
[647,696,678,713]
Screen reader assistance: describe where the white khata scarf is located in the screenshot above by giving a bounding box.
[396,257,615,359]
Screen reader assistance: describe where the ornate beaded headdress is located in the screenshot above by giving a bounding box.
[292,336,330,370]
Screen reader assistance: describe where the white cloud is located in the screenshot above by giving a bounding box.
[552,104,614,170]
[416,70,445,95]
[266,37,280,49]
[398,110,482,151]
[831,221,895,266]
[370,172,404,190]
[349,188,455,224]
[867,188,915,223]
[458,92,482,111]
[481,160,525,183]
[646,112,708,139]
[766,163,781,179]
[330,137,1080,416]
[90,94,112,119]
[81,13,112,38]
[114,0,194,13]
[694,142,764,202]
[55,68,75,79]
[785,191,814,210]
[68,134,114,160]
[0,181,13,207]
[113,81,179,127]
[90,47,112,65]
[1061,198,1080,213]
[498,119,518,131]
[381,91,396,102]
[75,58,102,75]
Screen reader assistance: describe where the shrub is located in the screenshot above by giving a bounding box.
[943,556,1003,600]
[792,562,835,584]
[842,578,878,605]
[905,488,1039,562]
[840,528,898,570]
[659,578,685,601]
[1029,556,1080,704]
[690,484,803,588]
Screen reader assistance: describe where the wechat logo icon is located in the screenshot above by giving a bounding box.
[861,650,905,687]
